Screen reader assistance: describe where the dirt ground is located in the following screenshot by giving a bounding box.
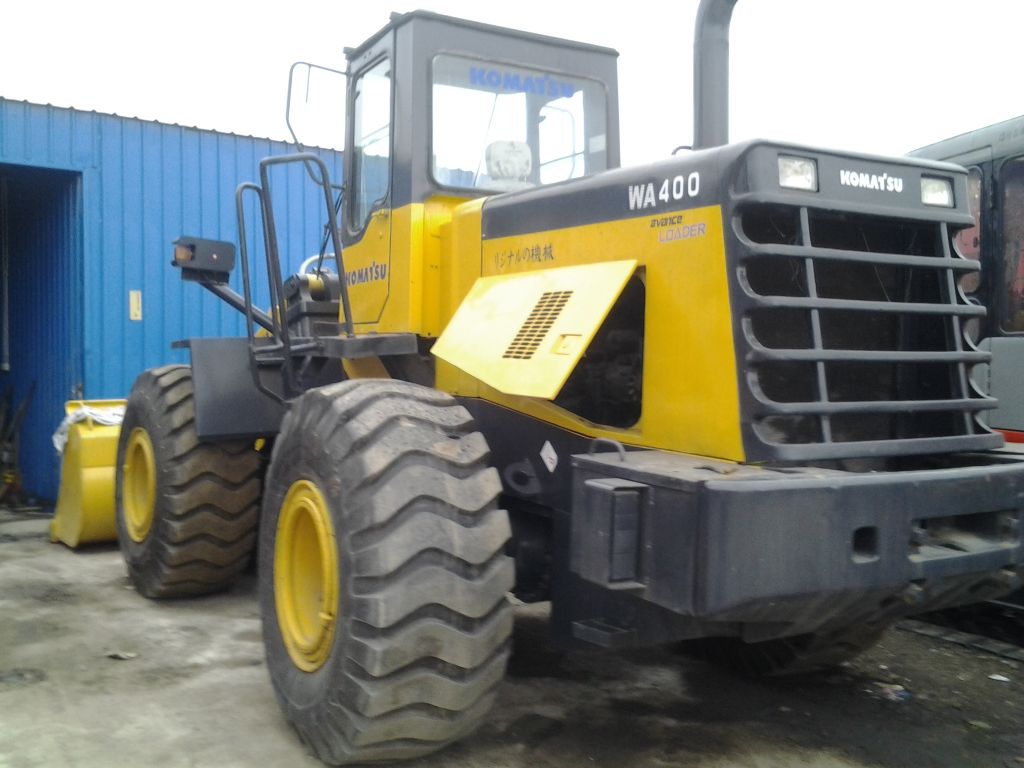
[2,510,1023,768]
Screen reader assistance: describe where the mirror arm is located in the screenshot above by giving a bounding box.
[285,61,348,187]
[201,282,275,332]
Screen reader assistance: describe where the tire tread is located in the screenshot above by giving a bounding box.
[116,365,263,598]
[260,379,512,765]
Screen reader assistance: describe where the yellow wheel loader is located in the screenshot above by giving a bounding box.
[115,1,1024,763]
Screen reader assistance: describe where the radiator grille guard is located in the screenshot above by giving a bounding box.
[733,198,999,461]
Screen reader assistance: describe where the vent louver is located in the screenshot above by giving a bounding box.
[503,290,573,360]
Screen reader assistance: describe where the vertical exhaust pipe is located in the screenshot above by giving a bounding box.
[693,0,738,150]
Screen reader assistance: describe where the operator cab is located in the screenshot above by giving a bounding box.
[342,11,621,243]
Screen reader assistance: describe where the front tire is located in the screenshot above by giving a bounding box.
[259,379,514,765]
[115,365,263,598]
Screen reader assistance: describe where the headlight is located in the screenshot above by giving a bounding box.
[173,244,194,263]
[778,155,818,191]
[921,176,954,207]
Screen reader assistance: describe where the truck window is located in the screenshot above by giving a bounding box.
[431,54,607,192]
[1001,158,1024,331]
[955,167,982,294]
[350,59,391,228]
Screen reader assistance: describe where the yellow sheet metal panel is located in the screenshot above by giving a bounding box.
[342,197,468,336]
[49,400,125,548]
[341,357,390,379]
[436,204,745,462]
[419,196,461,336]
[441,197,486,339]
[432,260,637,399]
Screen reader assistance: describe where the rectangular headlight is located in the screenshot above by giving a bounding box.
[778,155,818,191]
[921,176,954,207]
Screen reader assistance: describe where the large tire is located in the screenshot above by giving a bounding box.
[115,365,263,598]
[688,623,887,676]
[259,379,514,765]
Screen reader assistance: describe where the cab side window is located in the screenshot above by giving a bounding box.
[350,59,391,229]
[1001,158,1024,331]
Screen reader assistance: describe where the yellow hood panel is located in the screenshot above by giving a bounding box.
[432,259,637,399]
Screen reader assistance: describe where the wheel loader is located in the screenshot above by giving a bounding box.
[114,1,1024,763]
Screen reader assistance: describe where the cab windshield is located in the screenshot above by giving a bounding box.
[431,54,609,193]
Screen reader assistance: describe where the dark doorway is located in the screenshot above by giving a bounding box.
[0,163,83,503]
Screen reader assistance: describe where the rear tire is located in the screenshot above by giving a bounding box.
[687,623,887,676]
[115,365,263,598]
[259,379,514,765]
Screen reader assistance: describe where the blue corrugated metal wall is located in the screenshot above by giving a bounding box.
[0,99,344,500]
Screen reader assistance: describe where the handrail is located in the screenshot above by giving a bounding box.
[235,182,285,403]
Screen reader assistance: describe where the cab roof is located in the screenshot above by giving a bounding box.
[344,10,619,62]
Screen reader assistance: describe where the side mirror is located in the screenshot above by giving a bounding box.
[286,61,347,152]
[172,237,236,285]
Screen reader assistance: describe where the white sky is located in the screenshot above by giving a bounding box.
[1,0,1020,166]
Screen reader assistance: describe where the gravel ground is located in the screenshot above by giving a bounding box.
[2,511,1023,768]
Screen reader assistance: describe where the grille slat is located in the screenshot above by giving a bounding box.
[738,240,980,272]
[749,397,994,416]
[759,435,1000,461]
[736,202,996,459]
[799,207,833,442]
[939,222,977,438]
[745,294,985,317]
[747,347,988,363]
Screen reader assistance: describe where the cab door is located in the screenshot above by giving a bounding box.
[342,49,393,326]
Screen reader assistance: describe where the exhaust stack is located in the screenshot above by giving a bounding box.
[693,0,738,150]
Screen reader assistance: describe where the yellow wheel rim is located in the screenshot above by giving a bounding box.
[123,427,157,543]
[274,479,339,672]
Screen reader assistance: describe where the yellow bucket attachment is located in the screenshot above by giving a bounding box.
[50,400,125,548]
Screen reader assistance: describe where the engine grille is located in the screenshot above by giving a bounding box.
[735,203,997,460]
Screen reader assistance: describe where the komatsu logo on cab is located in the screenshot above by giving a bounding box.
[839,169,904,193]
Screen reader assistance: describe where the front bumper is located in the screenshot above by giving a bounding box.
[570,449,1024,633]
